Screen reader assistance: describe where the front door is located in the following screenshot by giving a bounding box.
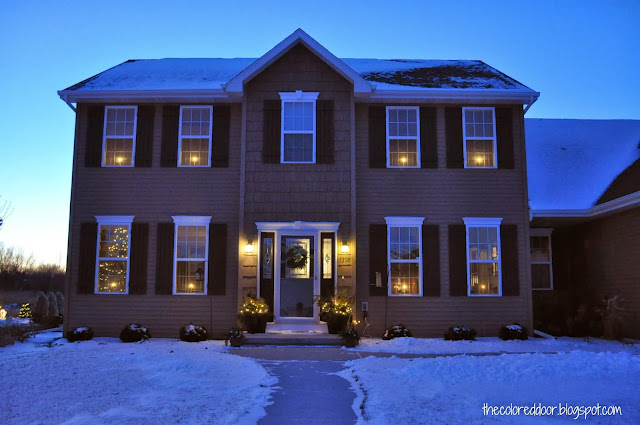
[279,235,315,318]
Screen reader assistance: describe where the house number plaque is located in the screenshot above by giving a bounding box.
[338,255,351,266]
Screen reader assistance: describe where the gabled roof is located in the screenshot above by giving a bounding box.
[526,119,640,213]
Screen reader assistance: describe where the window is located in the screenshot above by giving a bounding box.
[464,217,502,296]
[463,107,496,168]
[280,91,318,163]
[387,106,420,167]
[385,217,425,296]
[95,216,134,293]
[103,106,137,166]
[531,229,553,290]
[172,216,211,294]
[179,106,212,167]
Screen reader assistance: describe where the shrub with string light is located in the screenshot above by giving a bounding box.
[316,289,354,334]
[18,303,32,319]
[238,293,271,333]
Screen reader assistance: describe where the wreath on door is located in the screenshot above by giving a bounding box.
[285,244,308,269]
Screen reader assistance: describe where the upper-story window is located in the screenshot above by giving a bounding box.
[94,216,134,294]
[179,106,213,167]
[103,106,137,166]
[530,229,553,290]
[172,216,211,294]
[280,91,318,163]
[387,106,420,167]
[463,107,496,168]
[386,216,425,296]
[464,217,502,296]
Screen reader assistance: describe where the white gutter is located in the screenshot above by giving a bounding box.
[532,190,640,219]
[57,88,230,103]
[60,93,76,113]
[360,88,540,103]
[523,95,536,114]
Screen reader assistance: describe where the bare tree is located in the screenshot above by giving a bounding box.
[0,195,14,230]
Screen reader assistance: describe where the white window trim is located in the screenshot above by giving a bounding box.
[172,216,211,295]
[279,91,319,164]
[94,215,135,294]
[462,106,497,169]
[385,106,421,168]
[102,106,138,167]
[178,105,213,168]
[530,228,554,291]
[463,217,502,297]
[385,216,425,297]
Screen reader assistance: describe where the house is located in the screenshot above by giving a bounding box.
[526,119,640,338]
[58,29,540,338]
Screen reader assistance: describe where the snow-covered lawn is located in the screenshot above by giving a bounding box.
[1,331,276,425]
[353,336,640,355]
[340,339,640,424]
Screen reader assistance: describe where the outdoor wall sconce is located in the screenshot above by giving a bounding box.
[341,241,350,254]
[245,239,255,254]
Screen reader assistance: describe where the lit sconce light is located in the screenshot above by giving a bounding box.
[341,241,349,254]
[245,239,255,254]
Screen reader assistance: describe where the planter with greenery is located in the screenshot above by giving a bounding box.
[225,328,245,347]
[317,289,354,334]
[341,327,360,348]
[239,293,271,333]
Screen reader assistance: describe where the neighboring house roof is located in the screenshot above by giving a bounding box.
[526,119,640,213]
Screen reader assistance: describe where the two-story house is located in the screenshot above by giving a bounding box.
[58,29,539,338]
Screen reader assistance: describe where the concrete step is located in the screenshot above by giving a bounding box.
[242,333,343,346]
[266,322,328,333]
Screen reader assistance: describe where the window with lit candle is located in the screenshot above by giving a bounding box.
[174,224,208,294]
[385,217,425,296]
[462,107,496,168]
[103,106,136,166]
[464,217,502,295]
[386,106,420,167]
[179,106,212,167]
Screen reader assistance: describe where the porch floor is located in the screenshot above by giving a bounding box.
[242,333,343,346]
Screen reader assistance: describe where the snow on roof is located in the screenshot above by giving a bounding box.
[526,119,640,211]
[63,57,533,92]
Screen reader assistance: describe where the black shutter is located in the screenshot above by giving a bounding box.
[369,224,388,296]
[85,105,104,167]
[445,107,464,168]
[77,223,98,294]
[422,225,440,296]
[448,224,468,296]
[420,107,438,168]
[259,232,275,313]
[263,100,281,163]
[209,223,227,295]
[496,107,514,169]
[317,100,334,164]
[501,224,520,296]
[368,106,387,168]
[155,222,174,294]
[134,106,154,167]
[551,234,569,290]
[212,105,230,167]
[129,223,149,294]
[320,232,335,298]
[160,105,179,167]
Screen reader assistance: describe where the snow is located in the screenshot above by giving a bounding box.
[338,351,640,424]
[506,324,522,331]
[64,57,532,92]
[1,331,276,424]
[351,336,640,355]
[526,119,640,211]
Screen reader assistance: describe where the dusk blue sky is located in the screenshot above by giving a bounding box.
[0,0,638,265]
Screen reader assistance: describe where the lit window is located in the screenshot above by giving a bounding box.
[280,91,318,163]
[385,217,425,296]
[530,230,553,290]
[95,216,134,293]
[387,107,420,167]
[464,217,502,296]
[103,106,137,166]
[179,106,212,166]
[172,216,211,294]
[463,107,496,168]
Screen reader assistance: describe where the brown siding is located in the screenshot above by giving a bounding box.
[355,103,532,337]
[65,103,242,338]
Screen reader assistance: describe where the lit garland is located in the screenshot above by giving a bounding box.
[319,289,354,316]
[239,295,269,315]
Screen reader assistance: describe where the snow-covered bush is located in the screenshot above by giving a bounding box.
[66,326,94,342]
[120,323,151,342]
[33,291,49,323]
[179,323,208,342]
[498,323,528,340]
[56,292,65,316]
[47,292,59,317]
[444,326,477,341]
[382,324,413,340]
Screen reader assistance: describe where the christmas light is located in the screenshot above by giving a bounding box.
[0,307,6,320]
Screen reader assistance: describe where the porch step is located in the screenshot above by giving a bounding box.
[266,322,328,333]
[242,333,343,346]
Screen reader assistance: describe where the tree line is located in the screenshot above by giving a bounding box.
[0,245,65,293]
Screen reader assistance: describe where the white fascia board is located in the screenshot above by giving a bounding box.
[532,191,640,219]
[361,88,539,104]
[225,28,372,94]
[58,89,229,103]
